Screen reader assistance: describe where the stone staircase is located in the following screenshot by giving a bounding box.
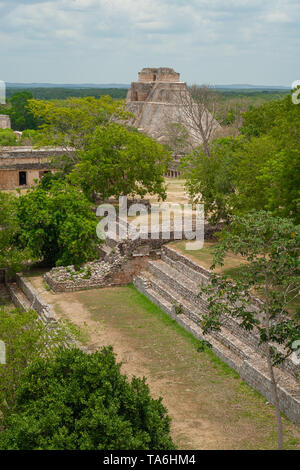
[7,282,32,311]
[134,245,300,426]
[8,274,58,325]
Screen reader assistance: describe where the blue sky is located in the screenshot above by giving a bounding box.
[0,0,299,86]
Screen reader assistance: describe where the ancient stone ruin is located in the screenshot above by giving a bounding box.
[8,226,300,426]
[0,114,11,129]
[0,147,67,190]
[126,67,219,154]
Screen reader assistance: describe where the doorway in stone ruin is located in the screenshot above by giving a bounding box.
[19,171,27,186]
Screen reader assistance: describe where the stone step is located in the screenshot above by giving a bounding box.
[134,274,300,425]
[141,271,300,384]
[7,282,31,311]
[142,269,207,321]
[140,284,174,316]
[162,245,211,279]
[149,256,300,383]
[149,256,264,349]
[148,259,199,294]
[134,274,246,368]
[138,271,251,362]
[147,259,209,313]
[160,247,299,381]
[177,313,245,368]
[161,251,210,286]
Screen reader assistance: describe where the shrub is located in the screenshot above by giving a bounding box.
[0,347,175,450]
[0,129,17,146]
[0,308,68,412]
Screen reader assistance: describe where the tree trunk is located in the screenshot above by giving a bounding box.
[202,138,211,157]
[266,345,283,450]
[265,277,283,450]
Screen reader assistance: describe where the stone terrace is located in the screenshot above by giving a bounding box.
[134,245,300,427]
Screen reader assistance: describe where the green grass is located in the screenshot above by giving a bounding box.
[128,286,240,378]
[70,284,300,450]
[61,318,90,346]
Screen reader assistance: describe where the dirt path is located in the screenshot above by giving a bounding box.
[28,276,300,450]
[54,298,221,449]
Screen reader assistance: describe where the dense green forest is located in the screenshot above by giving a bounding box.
[5,87,288,102]
[218,89,288,104]
[5,87,129,100]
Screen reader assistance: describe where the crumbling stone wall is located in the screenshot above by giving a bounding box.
[138,68,180,83]
[16,274,57,324]
[126,67,219,149]
[0,147,74,189]
[0,115,11,129]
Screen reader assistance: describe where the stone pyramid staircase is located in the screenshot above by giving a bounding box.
[134,245,300,426]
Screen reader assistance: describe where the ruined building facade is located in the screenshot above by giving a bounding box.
[0,147,65,190]
[126,68,219,176]
[0,115,11,129]
[127,67,181,102]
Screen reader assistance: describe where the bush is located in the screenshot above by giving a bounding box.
[0,308,68,412]
[0,347,175,450]
[0,129,17,146]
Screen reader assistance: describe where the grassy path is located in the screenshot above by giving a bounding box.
[28,275,300,450]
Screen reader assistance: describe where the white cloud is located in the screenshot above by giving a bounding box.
[0,0,299,84]
[265,11,291,23]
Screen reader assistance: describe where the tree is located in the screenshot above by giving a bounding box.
[230,135,278,215]
[200,212,300,449]
[180,136,244,224]
[162,122,189,154]
[241,92,300,222]
[214,97,250,138]
[69,123,170,201]
[28,97,170,201]
[0,308,69,414]
[0,129,17,146]
[176,85,223,156]
[19,129,42,146]
[27,95,132,156]
[240,98,283,138]
[0,192,31,274]
[0,347,175,450]
[181,91,300,224]
[17,181,99,267]
[8,91,38,131]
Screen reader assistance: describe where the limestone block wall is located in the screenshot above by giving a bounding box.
[128,82,154,102]
[133,248,300,427]
[161,246,300,380]
[0,115,11,129]
[0,147,73,189]
[44,255,150,293]
[138,68,180,83]
[0,168,48,189]
[16,274,57,324]
[0,169,19,189]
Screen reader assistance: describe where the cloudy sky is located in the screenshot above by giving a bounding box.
[0,0,299,86]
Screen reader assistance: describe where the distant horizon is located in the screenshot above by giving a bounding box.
[5,82,291,90]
